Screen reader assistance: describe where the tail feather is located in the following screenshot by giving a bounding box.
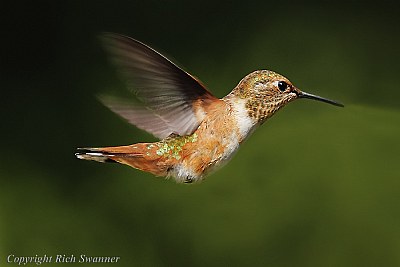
[75,148,119,163]
[75,145,143,163]
[75,144,170,177]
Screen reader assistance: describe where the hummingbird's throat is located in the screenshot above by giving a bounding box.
[245,95,295,123]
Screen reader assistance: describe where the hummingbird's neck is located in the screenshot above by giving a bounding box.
[223,95,259,142]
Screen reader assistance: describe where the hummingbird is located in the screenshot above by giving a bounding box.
[76,33,343,183]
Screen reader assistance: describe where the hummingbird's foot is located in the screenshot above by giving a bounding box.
[184,176,194,184]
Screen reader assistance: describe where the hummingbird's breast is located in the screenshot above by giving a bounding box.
[169,97,257,183]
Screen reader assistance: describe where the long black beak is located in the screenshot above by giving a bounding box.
[298,91,344,107]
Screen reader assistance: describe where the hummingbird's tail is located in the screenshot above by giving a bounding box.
[75,144,169,176]
[75,147,120,163]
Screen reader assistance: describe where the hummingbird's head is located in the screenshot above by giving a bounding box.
[231,70,343,123]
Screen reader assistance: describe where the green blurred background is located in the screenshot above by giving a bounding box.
[2,1,400,266]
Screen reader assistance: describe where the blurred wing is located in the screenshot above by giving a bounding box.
[99,95,179,139]
[101,33,217,139]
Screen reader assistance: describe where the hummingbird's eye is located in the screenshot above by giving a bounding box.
[277,81,288,92]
